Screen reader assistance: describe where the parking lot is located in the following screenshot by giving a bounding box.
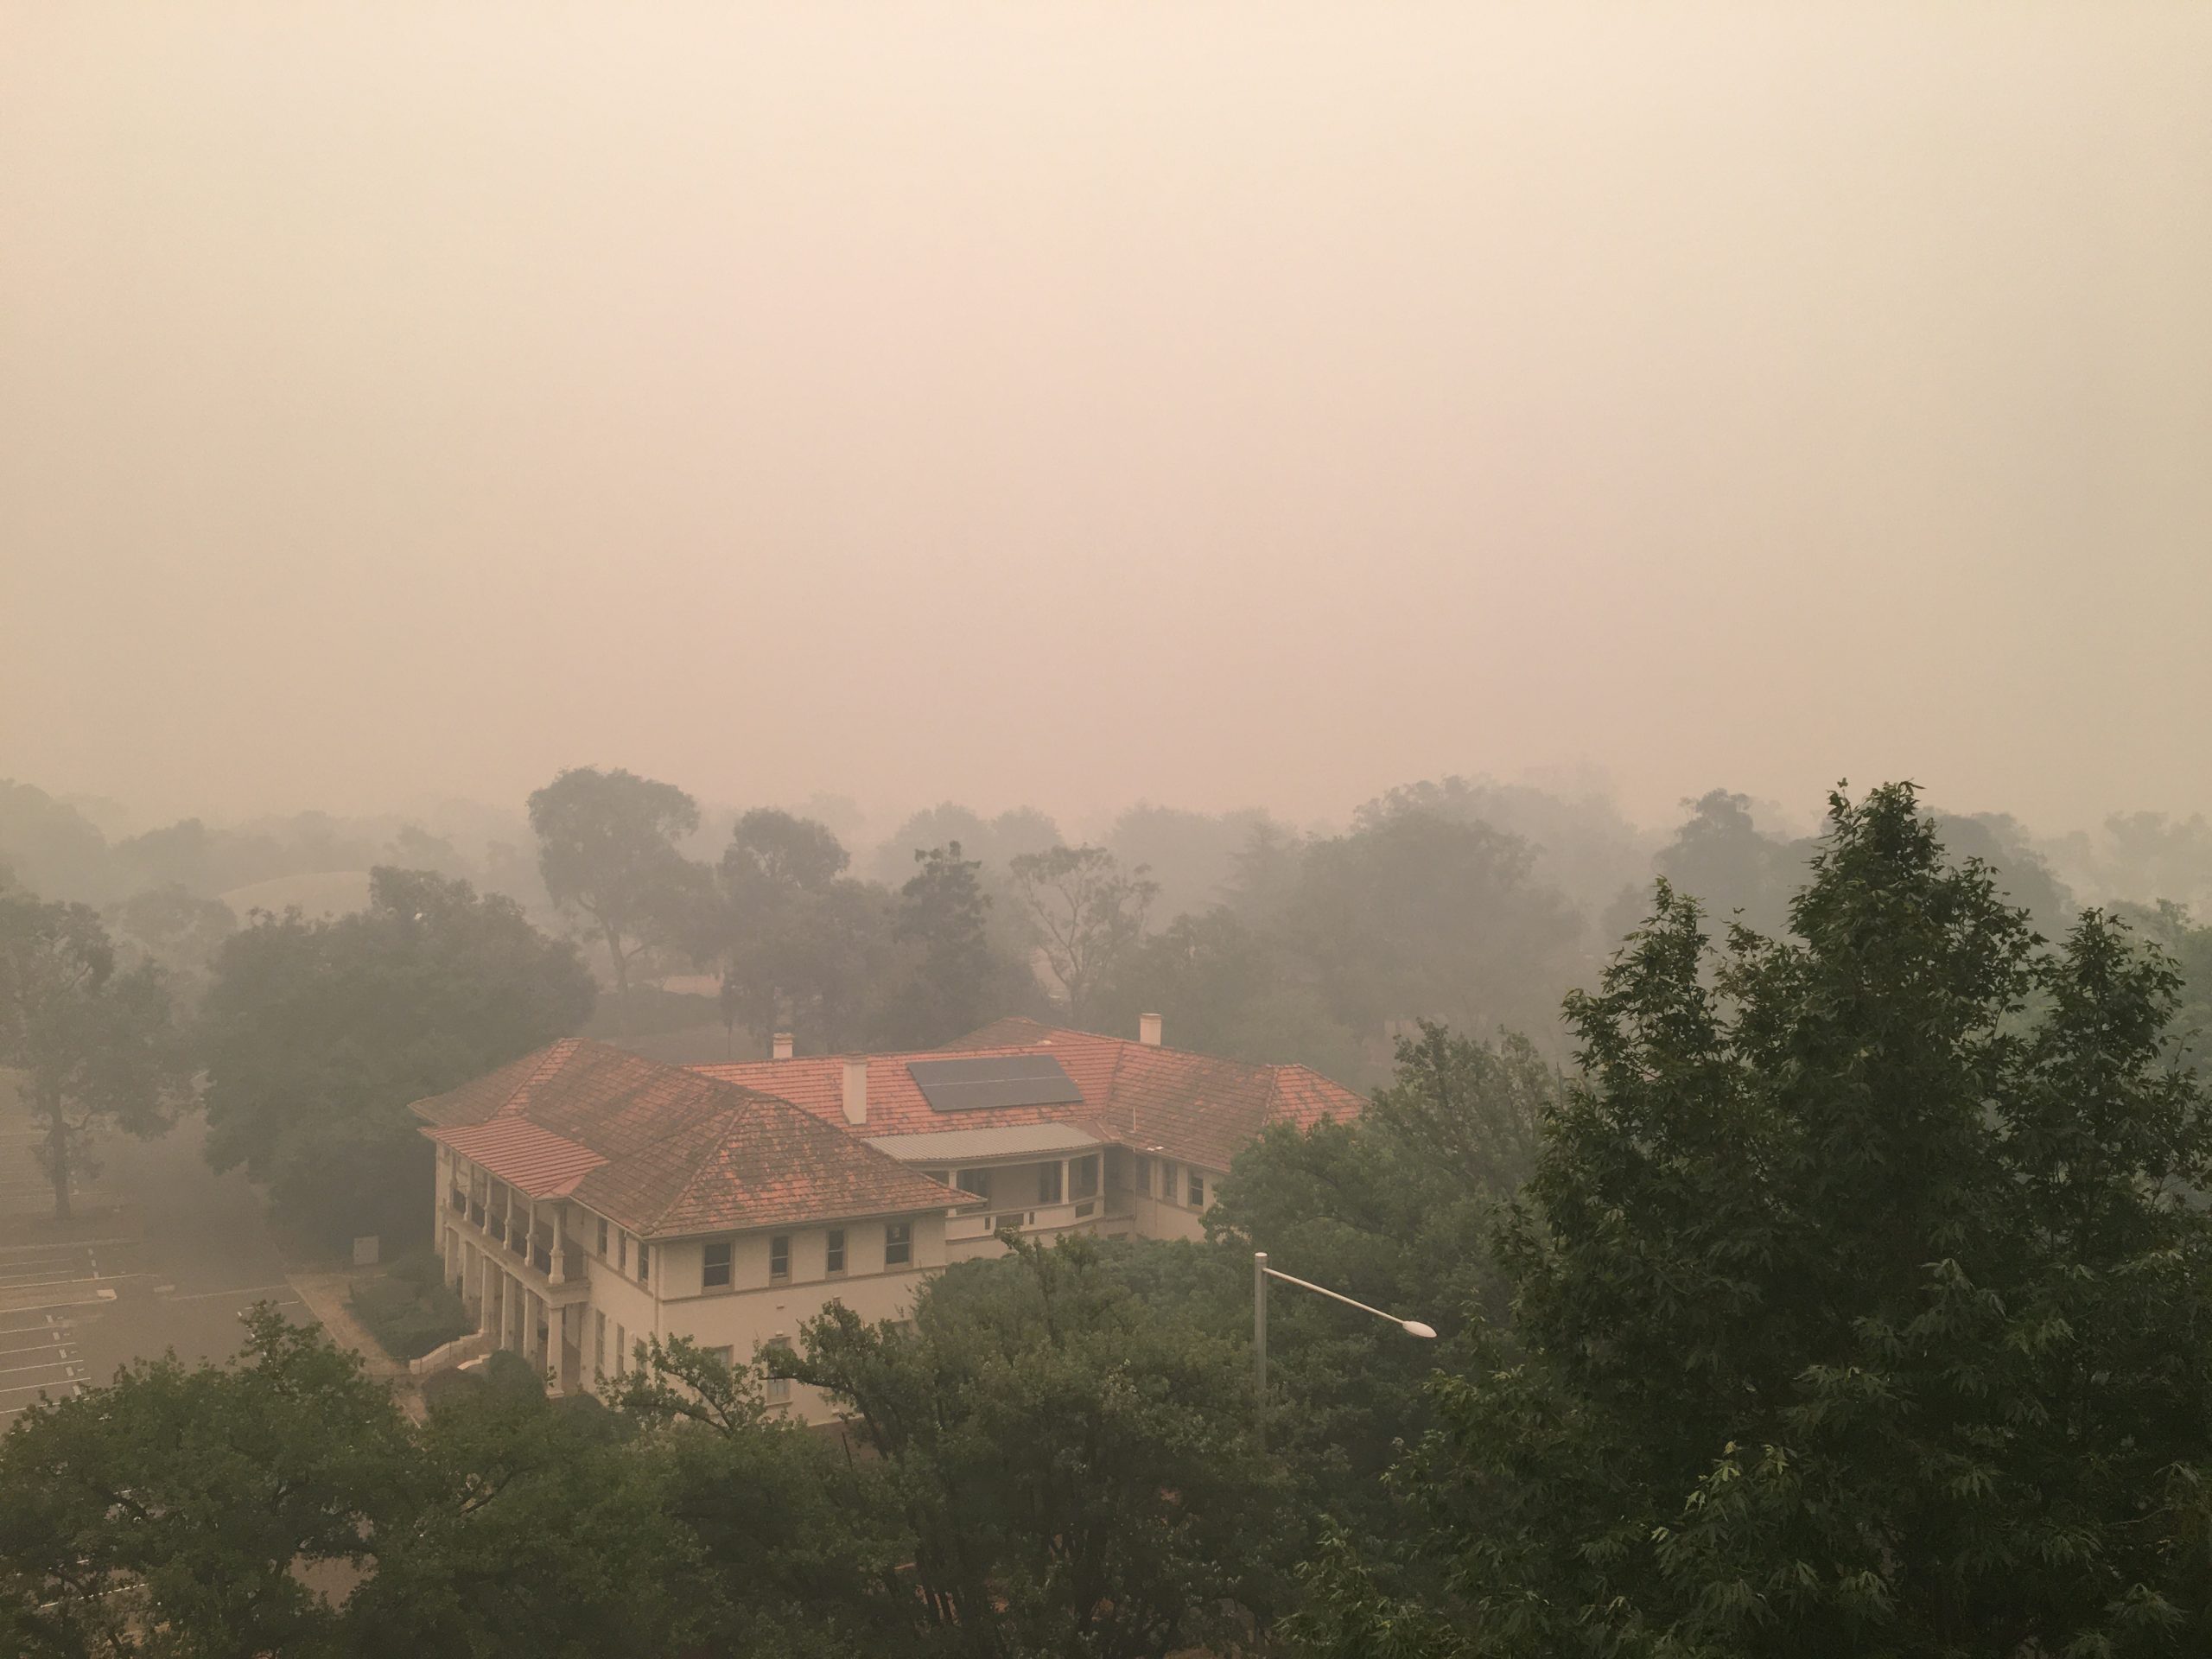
[0,1239,111,1427]
[0,1113,313,1424]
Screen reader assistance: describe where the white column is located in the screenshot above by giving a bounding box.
[431,1147,447,1251]
[547,1205,566,1286]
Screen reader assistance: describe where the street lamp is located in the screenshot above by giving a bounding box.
[1253,1250,1435,1445]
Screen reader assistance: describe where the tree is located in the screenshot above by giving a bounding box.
[612,1336,913,1658]
[0,1309,710,1659]
[0,890,185,1218]
[104,885,237,1014]
[1649,786,1808,938]
[0,1306,412,1658]
[1091,906,1364,1080]
[1301,785,2212,1659]
[2116,898,2212,1065]
[713,810,881,1052]
[1283,810,1585,1050]
[780,1235,1292,1658]
[1105,804,1281,920]
[1209,1024,1554,1556]
[526,766,702,1034]
[344,1366,709,1659]
[875,842,1025,1047]
[1007,844,1160,1025]
[199,868,594,1250]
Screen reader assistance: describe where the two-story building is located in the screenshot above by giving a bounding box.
[411,1015,1363,1421]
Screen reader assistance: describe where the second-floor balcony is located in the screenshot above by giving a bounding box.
[449,1191,591,1305]
[946,1197,1128,1245]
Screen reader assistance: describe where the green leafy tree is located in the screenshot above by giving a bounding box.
[1300,785,2212,1659]
[876,842,1027,1046]
[782,1235,1291,1658]
[199,868,594,1250]
[714,810,893,1052]
[527,766,702,1034]
[1007,843,1160,1026]
[1209,1024,1553,1558]
[0,890,186,1218]
[613,1336,913,1658]
[1090,906,1365,1078]
[1283,810,1585,1050]
[0,1306,412,1659]
[345,1370,709,1659]
[104,884,237,1013]
[0,1311,709,1659]
[2117,898,2212,1065]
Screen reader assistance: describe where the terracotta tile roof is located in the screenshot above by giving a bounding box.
[411,1039,963,1238]
[692,1019,1366,1173]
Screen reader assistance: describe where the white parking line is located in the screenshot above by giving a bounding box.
[0,1237,135,1255]
[0,1377,79,1397]
[165,1283,296,1301]
[0,1358,75,1378]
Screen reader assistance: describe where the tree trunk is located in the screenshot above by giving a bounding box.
[604,925,632,1038]
[43,1099,72,1222]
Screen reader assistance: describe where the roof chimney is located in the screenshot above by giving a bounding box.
[1139,1013,1162,1047]
[772,1032,794,1062]
[842,1058,868,1126]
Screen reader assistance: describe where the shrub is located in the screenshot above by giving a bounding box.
[348,1260,470,1362]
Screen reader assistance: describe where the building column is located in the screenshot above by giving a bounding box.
[431,1147,448,1253]
[547,1206,566,1286]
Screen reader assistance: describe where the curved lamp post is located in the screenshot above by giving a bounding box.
[1253,1249,1435,1446]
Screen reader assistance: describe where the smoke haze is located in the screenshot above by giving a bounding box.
[4,3,2208,831]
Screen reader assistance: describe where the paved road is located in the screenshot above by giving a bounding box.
[0,1114,309,1427]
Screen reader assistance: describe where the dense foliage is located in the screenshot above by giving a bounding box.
[1295,785,2212,1658]
[199,867,595,1250]
[0,884,187,1217]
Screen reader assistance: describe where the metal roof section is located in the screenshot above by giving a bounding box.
[906,1053,1084,1113]
[866,1122,1105,1161]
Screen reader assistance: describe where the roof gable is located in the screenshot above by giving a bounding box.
[412,1039,963,1236]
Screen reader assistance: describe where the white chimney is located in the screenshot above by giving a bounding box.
[772,1032,795,1062]
[842,1058,868,1126]
[1139,1013,1162,1047]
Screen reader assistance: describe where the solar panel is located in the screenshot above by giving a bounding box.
[907,1054,1084,1113]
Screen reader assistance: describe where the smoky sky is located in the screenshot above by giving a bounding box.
[3,3,2208,835]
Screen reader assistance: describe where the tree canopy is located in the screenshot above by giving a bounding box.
[527,766,702,1033]
[0,887,186,1217]
[1296,784,2212,1659]
[199,867,595,1249]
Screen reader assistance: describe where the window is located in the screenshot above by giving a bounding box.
[765,1336,793,1404]
[618,1234,627,1272]
[1071,1154,1099,1200]
[1159,1162,1175,1202]
[614,1323,626,1375]
[956,1167,992,1201]
[597,1218,609,1256]
[1135,1154,1152,1196]
[825,1229,845,1275]
[594,1311,606,1376]
[1038,1162,1063,1205]
[1186,1168,1205,1208]
[704,1344,734,1366]
[638,1243,651,1284]
[885,1222,912,1267]
[769,1235,791,1282]
[702,1239,733,1290]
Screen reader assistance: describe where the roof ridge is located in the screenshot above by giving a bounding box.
[497,1039,581,1119]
